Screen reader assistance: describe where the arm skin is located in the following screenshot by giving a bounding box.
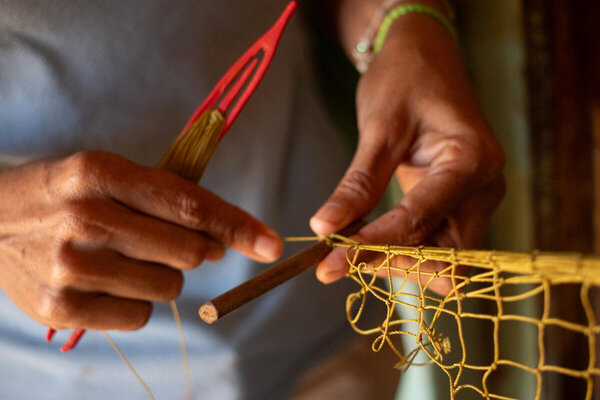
[0,151,283,330]
[310,0,505,294]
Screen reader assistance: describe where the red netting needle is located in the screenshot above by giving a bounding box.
[46,0,297,353]
[60,330,85,353]
[46,328,56,342]
[180,0,297,139]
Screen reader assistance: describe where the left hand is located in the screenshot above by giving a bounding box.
[310,14,505,295]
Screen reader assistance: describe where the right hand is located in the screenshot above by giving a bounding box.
[0,151,282,331]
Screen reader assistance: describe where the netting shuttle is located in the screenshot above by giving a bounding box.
[180,0,297,140]
[46,0,298,353]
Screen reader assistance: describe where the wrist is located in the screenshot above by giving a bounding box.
[349,0,457,73]
[337,0,451,50]
[377,4,457,56]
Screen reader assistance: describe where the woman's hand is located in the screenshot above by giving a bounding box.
[311,12,505,295]
[0,151,282,330]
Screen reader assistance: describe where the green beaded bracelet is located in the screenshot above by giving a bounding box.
[374,4,458,54]
[353,3,458,73]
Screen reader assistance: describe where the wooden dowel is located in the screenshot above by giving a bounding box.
[199,220,366,324]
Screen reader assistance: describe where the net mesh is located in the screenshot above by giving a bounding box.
[328,236,600,400]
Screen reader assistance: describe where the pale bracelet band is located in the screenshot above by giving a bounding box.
[352,1,457,73]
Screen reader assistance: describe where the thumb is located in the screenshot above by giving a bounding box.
[310,136,399,236]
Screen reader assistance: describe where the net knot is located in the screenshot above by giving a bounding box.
[431,328,451,356]
[321,235,334,248]
[342,241,600,399]
[324,233,360,248]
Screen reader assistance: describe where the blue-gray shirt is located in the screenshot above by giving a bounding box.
[0,1,367,399]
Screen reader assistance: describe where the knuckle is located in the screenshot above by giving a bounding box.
[438,133,506,188]
[174,186,205,227]
[48,244,81,289]
[58,200,106,242]
[62,151,125,197]
[337,169,377,204]
[441,137,481,178]
[181,238,206,270]
[129,302,153,330]
[69,150,102,169]
[62,151,104,195]
[157,271,184,302]
[37,294,59,323]
[69,151,123,172]
[219,213,255,248]
[442,132,505,186]
[37,292,73,326]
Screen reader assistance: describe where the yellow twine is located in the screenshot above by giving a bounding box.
[104,331,156,400]
[170,301,192,400]
[307,235,600,400]
[110,222,600,399]
[107,106,600,399]
[157,108,225,182]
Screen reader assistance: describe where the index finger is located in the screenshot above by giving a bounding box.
[63,152,282,262]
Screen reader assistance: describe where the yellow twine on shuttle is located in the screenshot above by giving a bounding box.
[106,108,226,399]
[158,108,225,182]
[158,107,225,399]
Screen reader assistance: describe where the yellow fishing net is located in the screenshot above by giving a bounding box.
[327,236,600,400]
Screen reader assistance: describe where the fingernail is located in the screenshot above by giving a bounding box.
[254,231,282,261]
[311,203,347,234]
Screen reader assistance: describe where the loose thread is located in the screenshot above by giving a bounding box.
[103,330,155,400]
[104,109,223,398]
[170,300,192,400]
